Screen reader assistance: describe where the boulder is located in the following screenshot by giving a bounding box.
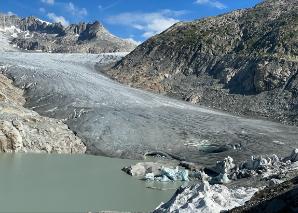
[122,162,163,177]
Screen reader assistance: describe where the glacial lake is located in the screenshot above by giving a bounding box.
[0,154,182,213]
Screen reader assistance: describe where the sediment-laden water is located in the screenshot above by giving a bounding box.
[0,154,180,212]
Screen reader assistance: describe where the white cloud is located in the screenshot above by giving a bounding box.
[98,1,121,11]
[47,13,69,26]
[41,0,55,5]
[66,2,88,17]
[195,0,227,9]
[7,11,16,16]
[124,38,142,45]
[107,10,185,38]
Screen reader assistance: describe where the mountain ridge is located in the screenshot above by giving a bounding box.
[101,0,298,125]
[0,13,136,53]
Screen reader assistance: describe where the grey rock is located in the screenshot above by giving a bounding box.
[0,73,86,153]
[268,179,283,187]
[102,0,298,125]
[0,14,136,53]
[179,161,201,171]
[228,176,298,213]
[122,162,164,177]
[284,148,298,162]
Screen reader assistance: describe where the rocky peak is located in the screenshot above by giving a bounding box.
[20,16,47,32]
[44,22,65,35]
[0,13,137,53]
[90,20,102,29]
[78,21,107,40]
[0,14,20,29]
[65,22,87,35]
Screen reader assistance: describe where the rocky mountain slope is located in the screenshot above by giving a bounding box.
[0,72,86,153]
[229,176,298,213]
[102,0,298,125]
[0,14,136,53]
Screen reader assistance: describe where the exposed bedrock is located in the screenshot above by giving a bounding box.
[0,14,137,53]
[0,73,86,153]
[104,0,298,125]
[229,176,298,213]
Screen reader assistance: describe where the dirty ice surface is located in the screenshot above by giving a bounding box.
[1,51,298,165]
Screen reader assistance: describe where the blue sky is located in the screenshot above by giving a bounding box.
[2,0,262,42]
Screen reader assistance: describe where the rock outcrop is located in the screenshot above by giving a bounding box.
[0,72,86,153]
[229,176,298,213]
[102,0,298,125]
[122,162,167,177]
[0,14,137,53]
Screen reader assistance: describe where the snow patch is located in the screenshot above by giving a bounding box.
[0,25,21,33]
[11,33,18,38]
[36,18,51,25]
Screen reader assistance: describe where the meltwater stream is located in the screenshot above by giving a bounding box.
[0,154,180,212]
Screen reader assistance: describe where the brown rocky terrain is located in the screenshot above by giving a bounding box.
[102,0,298,125]
[0,72,86,153]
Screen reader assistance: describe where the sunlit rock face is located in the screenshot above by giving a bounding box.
[0,73,86,154]
[103,0,298,125]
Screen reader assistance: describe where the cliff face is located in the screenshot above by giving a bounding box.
[0,14,136,53]
[102,0,298,125]
[0,72,86,153]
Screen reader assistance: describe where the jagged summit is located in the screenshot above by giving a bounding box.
[0,13,136,53]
